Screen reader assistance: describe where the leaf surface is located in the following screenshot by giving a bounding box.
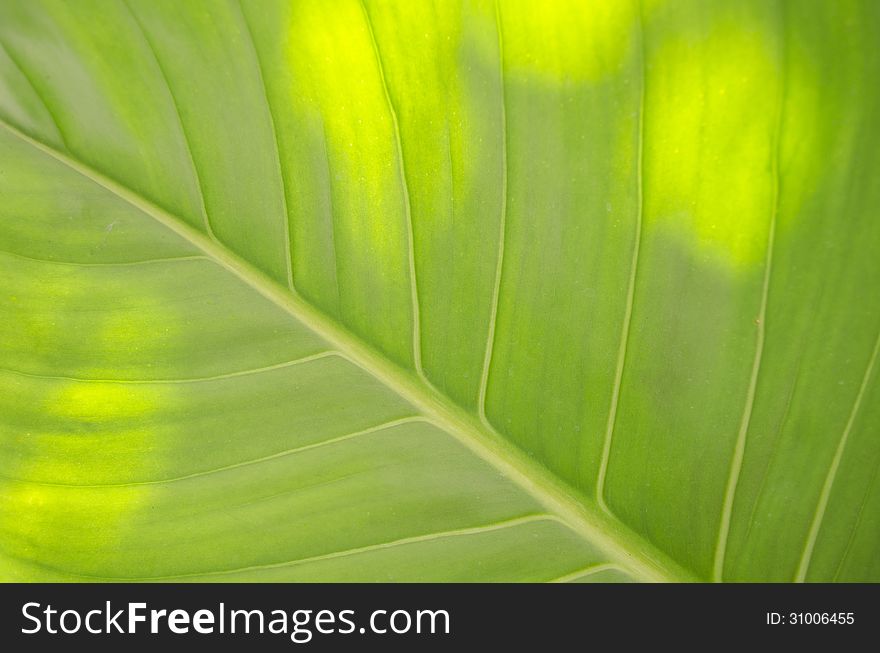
[0,0,878,582]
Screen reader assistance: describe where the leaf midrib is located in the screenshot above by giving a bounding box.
[0,117,695,583]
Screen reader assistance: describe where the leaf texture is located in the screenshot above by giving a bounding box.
[0,0,878,582]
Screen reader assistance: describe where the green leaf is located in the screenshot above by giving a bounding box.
[0,0,877,583]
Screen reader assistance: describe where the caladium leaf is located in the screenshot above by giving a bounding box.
[0,0,877,582]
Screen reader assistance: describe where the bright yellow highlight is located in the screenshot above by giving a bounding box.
[0,374,165,575]
[48,381,159,423]
[38,379,165,483]
[645,20,782,266]
[285,0,406,265]
[501,0,637,81]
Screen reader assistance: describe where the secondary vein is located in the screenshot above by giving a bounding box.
[0,250,207,268]
[122,0,214,240]
[548,563,622,583]
[0,416,425,489]
[712,10,785,582]
[0,38,68,149]
[358,0,424,378]
[3,514,557,581]
[237,0,295,291]
[1,350,337,385]
[595,0,647,512]
[477,0,509,429]
[795,325,880,582]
